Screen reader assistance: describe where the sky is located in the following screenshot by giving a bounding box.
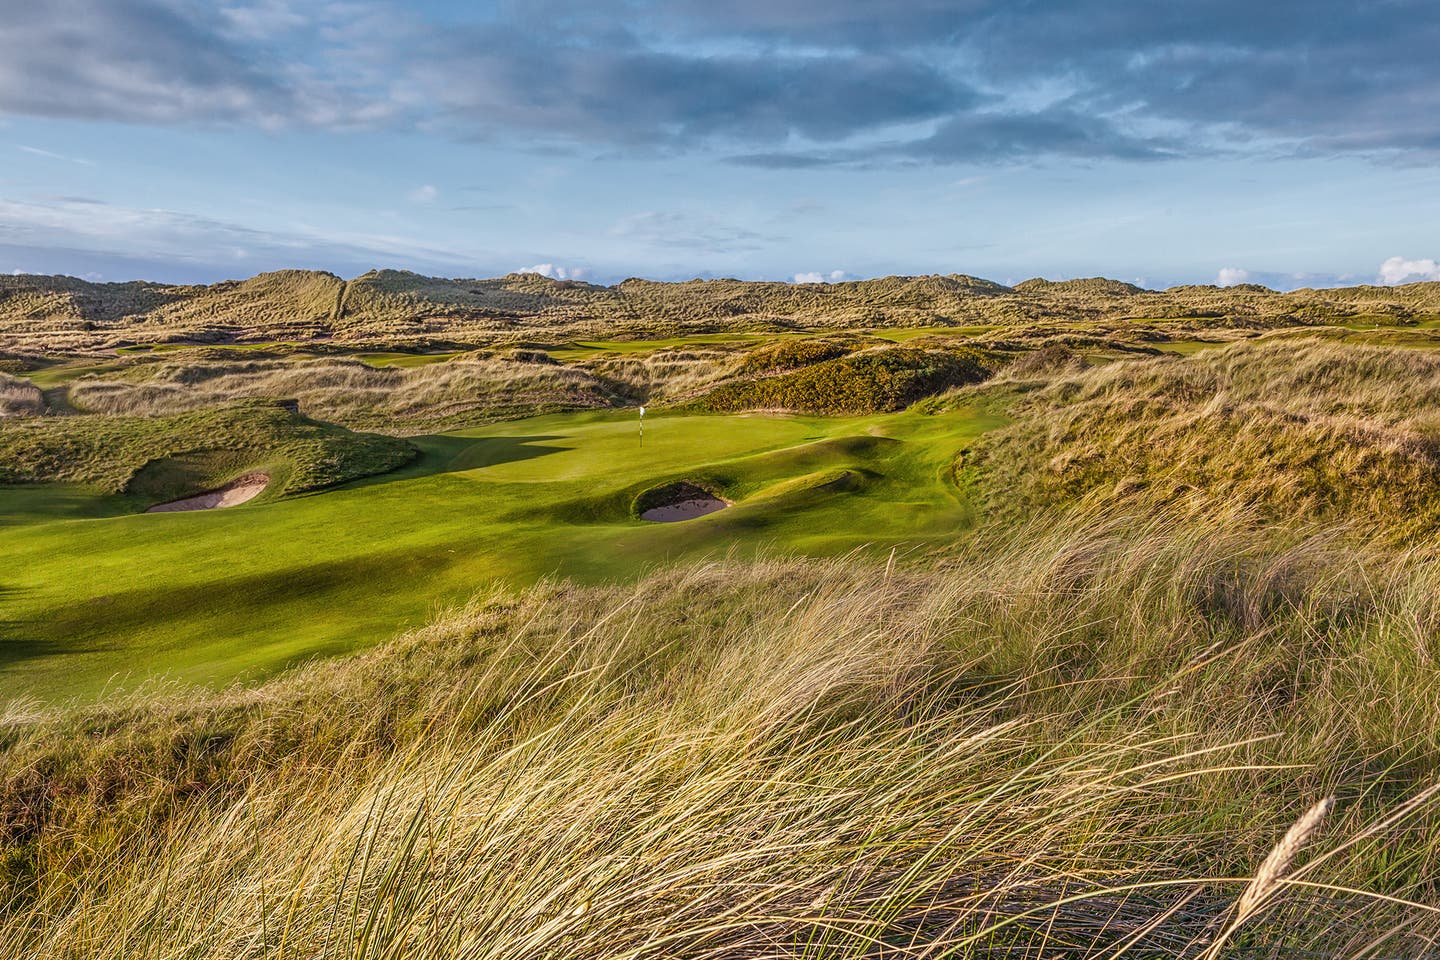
[1,0,1438,290]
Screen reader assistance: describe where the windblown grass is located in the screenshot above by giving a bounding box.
[3,514,1438,957]
[967,339,1440,539]
[7,268,1439,354]
[0,373,44,417]
[66,355,634,431]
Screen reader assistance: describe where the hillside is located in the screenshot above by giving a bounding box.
[4,268,1440,355]
[7,285,1440,956]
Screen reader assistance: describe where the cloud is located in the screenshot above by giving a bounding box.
[407,184,439,204]
[1217,266,1251,286]
[0,194,501,283]
[518,263,591,281]
[1,0,1437,166]
[414,32,975,148]
[1379,256,1440,285]
[17,145,96,166]
[610,211,777,252]
[793,270,850,283]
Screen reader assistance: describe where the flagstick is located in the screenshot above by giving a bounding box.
[639,405,645,448]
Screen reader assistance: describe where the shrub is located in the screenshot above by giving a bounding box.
[702,346,993,415]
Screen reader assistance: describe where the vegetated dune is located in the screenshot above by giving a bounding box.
[5,268,1440,353]
[700,345,993,414]
[1,517,1438,957]
[966,339,1440,539]
[0,401,414,495]
[66,354,637,431]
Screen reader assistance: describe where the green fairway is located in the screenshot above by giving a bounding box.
[0,406,1003,703]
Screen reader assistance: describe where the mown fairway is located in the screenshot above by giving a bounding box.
[0,406,1002,702]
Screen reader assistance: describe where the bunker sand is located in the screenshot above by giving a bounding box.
[146,473,270,513]
[640,496,729,522]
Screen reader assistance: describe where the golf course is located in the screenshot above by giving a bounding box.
[6,268,1440,958]
[1,403,1002,702]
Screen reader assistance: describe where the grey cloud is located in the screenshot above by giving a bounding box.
[730,108,1174,167]
[417,28,975,146]
[2,0,1437,165]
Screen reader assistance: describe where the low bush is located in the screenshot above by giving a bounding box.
[701,346,993,414]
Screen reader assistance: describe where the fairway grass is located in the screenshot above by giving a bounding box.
[0,405,1003,703]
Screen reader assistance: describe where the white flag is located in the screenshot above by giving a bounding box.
[639,406,646,417]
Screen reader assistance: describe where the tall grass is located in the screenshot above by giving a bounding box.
[968,339,1440,538]
[0,372,44,416]
[66,355,634,431]
[4,513,1439,957]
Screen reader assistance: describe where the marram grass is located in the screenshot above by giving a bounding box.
[3,513,1439,958]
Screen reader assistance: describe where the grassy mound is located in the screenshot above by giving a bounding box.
[701,346,993,414]
[2,519,1438,956]
[967,340,1440,538]
[735,336,858,375]
[0,401,416,498]
[66,355,634,432]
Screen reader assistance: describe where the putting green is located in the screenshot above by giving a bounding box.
[0,406,1003,703]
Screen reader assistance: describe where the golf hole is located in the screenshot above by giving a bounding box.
[146,473,270,513]
[638,481,730,523]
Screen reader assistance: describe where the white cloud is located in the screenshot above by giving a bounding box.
[610,211,773,252]
[407,184,439,204]
[518,263,590,281]
[793,269,850,284]
[1216,266,1250,286]
[220,1,309,39]
[0,195,491,278]
[18,144,95,166]
[1378,256,1440,285]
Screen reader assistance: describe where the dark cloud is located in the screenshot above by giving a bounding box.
[0,0,290,124]
[1,0,1436,164]
[415,27,974,146]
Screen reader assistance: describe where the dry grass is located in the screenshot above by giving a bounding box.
[66,355,633,431]
[3,515,1439,957]
[0,372,44,416]
[5,269,1439,354]
[967,339,1440,538]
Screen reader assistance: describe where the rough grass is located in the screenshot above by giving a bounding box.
[2,516,1439,957]
[0,373,44,416]
[701,346,993,414]
[966,339,1440,539]
[0,401,415,496]
[65,355,634,432]
[6,268,1440,354]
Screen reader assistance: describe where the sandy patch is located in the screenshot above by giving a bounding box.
[146,473,270,513]
[641,498,730,522]
[640,482,730,523]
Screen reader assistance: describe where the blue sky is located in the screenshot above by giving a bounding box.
[2,0,1438,289]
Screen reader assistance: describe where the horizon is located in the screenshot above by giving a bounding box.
[2,1,1438,290]
[8,263,1440,295]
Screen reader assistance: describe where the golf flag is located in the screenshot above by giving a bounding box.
[639,406,646,416]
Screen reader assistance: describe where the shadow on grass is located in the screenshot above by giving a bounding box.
[4,545,469,678]
[323,434,569,493]
[0,584,62,671]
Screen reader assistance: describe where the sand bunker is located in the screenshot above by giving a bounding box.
[146,473,269,513]
[640,481,730,523]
